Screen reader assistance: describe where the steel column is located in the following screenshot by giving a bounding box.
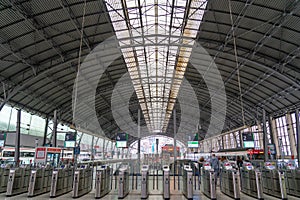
[138,109,141,164]
[262,109,268,162]
[14,109,21,166]
[52,110,58,147]
[43,117,49,146]
[91,135,94,161]
[295,109,300,168]
[102,139,105,160]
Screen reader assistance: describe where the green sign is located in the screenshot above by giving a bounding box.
[188,141,199,148]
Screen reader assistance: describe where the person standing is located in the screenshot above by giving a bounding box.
[210,154,220,187]
[236,156,243,168]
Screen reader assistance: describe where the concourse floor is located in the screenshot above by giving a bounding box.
[0,176,299,200]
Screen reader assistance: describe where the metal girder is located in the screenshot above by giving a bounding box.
[201,0,300,111]
[0,40,37,76]
[59,0,91,51]
[0,78,62,113]
[198,39,300,88]
[9,1,65,62]
[223,0,255,44]
[0,49,89,111]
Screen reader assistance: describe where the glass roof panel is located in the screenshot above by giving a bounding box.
[106,0,207,133]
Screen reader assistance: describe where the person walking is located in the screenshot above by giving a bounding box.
[219,156,227,188]
[198,157,205,184]
[210,154,220,187]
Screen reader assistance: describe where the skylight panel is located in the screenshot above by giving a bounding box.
[106,0,207,133]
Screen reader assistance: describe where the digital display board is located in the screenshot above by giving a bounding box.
[65,132,76,141]
[116,133,128,148]
[188,141,199,148]
[243,141,255,148]
[116,141,127,148]
[64,132,76,148]
[242,132,254,141]
[0,133,6,147]
[242,132,255,148]
[64,141,76,148]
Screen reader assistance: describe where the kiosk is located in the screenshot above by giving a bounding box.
[34,147,61,167]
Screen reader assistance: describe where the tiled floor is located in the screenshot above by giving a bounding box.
[0,176,299,200]
[1,189,299,200]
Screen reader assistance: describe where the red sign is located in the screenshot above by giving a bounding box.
[47,147,61,153]
[36,147,46,159]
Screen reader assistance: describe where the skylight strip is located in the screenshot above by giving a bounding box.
[106,0,207,133]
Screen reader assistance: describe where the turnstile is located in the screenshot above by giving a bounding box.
[72,165,93,198]
[261,166,287,199]
[240,163,264,200]
[0,164,12,193]
[49,166,74,198]
[163,165,170,200]
[6,165,31,196]
[95,165,112,199]
[285,168,300,197]
[220,164,240,200]
[118,166,129,199]
[28,165,53,197]
[141,165,149,199]
[182,165,193,200]
[201,166,216,200]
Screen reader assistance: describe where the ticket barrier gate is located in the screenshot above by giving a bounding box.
[220,163,240,200]
[95,165,112,199]
[182,165,193,200]
[28,165,53,197]
[72,165,93,198]
[0,164,12,193]
[240,163,264,200]
[6,165,31,196]
[141,165,149,199]
[261,162,287,200]
[118,166,130,199]
[163,165,170,200]
[49,166,74,198]
[285,168,300,197]
[200,163,216,200]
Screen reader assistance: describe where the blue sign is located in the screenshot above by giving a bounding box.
[73,147,80,155]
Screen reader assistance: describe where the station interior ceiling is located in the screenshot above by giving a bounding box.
[0,0,299,145]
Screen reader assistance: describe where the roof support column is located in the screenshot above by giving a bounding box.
[295,109,300,167]
[228,133,232,148]
[138,109,141,166]
[52,110,58,147]
[91,135,94,161]
[270,117,280,159]
[257,121,264,149]
[222,135,226,149]
[173,109,177,159]
[102,138,106,160]
[262,109,268,162]
[268,116,275,145]
[43,117,49,146]
[239,131,243,148]
[286,112,297,158]
[14,109,21,167]
[173,108,177,190]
